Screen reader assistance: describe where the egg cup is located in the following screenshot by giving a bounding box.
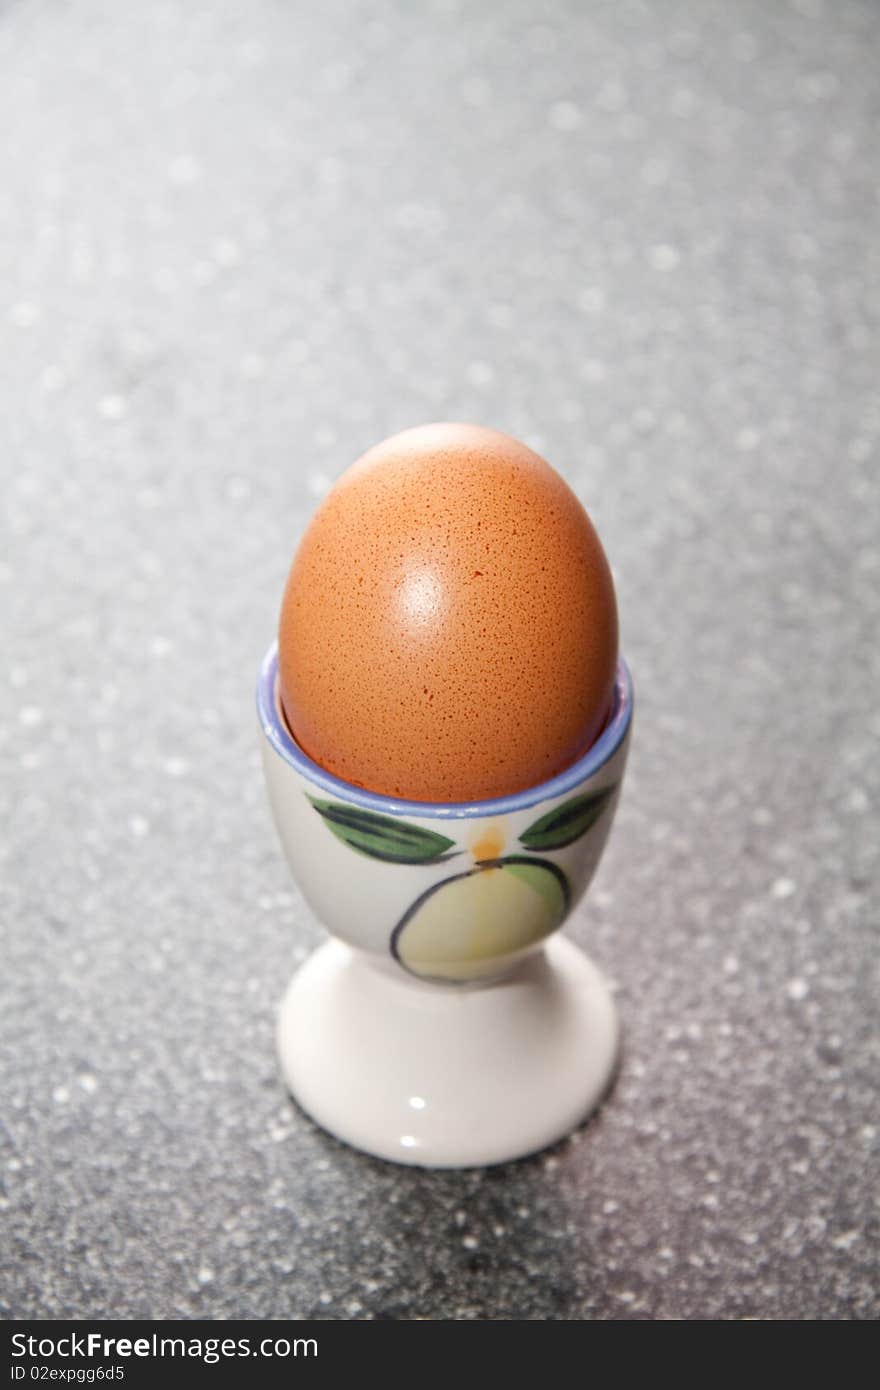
[257,642,633,1167]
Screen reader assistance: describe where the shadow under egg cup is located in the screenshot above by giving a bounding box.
[257,642,633,1168]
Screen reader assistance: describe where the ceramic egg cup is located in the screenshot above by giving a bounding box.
[258,643,633,1168]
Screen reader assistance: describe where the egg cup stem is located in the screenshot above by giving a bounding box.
[277,935,619,1168]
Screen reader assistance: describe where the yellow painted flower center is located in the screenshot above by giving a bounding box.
[470,824,505,862]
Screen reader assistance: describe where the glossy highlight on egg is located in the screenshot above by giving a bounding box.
[278,422,618,803]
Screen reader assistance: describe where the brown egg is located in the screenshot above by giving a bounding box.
[278,423,618,803]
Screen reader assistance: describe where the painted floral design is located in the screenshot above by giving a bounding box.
[307,783,618,982]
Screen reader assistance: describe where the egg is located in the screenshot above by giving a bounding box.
[278,423,618,803]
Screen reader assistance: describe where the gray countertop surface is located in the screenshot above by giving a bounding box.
[2,0,878,1321]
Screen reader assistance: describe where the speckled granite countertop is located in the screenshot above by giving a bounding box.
[2,0,878,1320]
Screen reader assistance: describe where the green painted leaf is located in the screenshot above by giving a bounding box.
[519,785,617,852]
[308,798,458,864]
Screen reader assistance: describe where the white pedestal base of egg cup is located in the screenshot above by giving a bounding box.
[258,643,633,1169]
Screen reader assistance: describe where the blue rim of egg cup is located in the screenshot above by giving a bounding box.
[258,641,633,820]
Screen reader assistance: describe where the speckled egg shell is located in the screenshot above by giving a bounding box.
[278,423,618,803]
